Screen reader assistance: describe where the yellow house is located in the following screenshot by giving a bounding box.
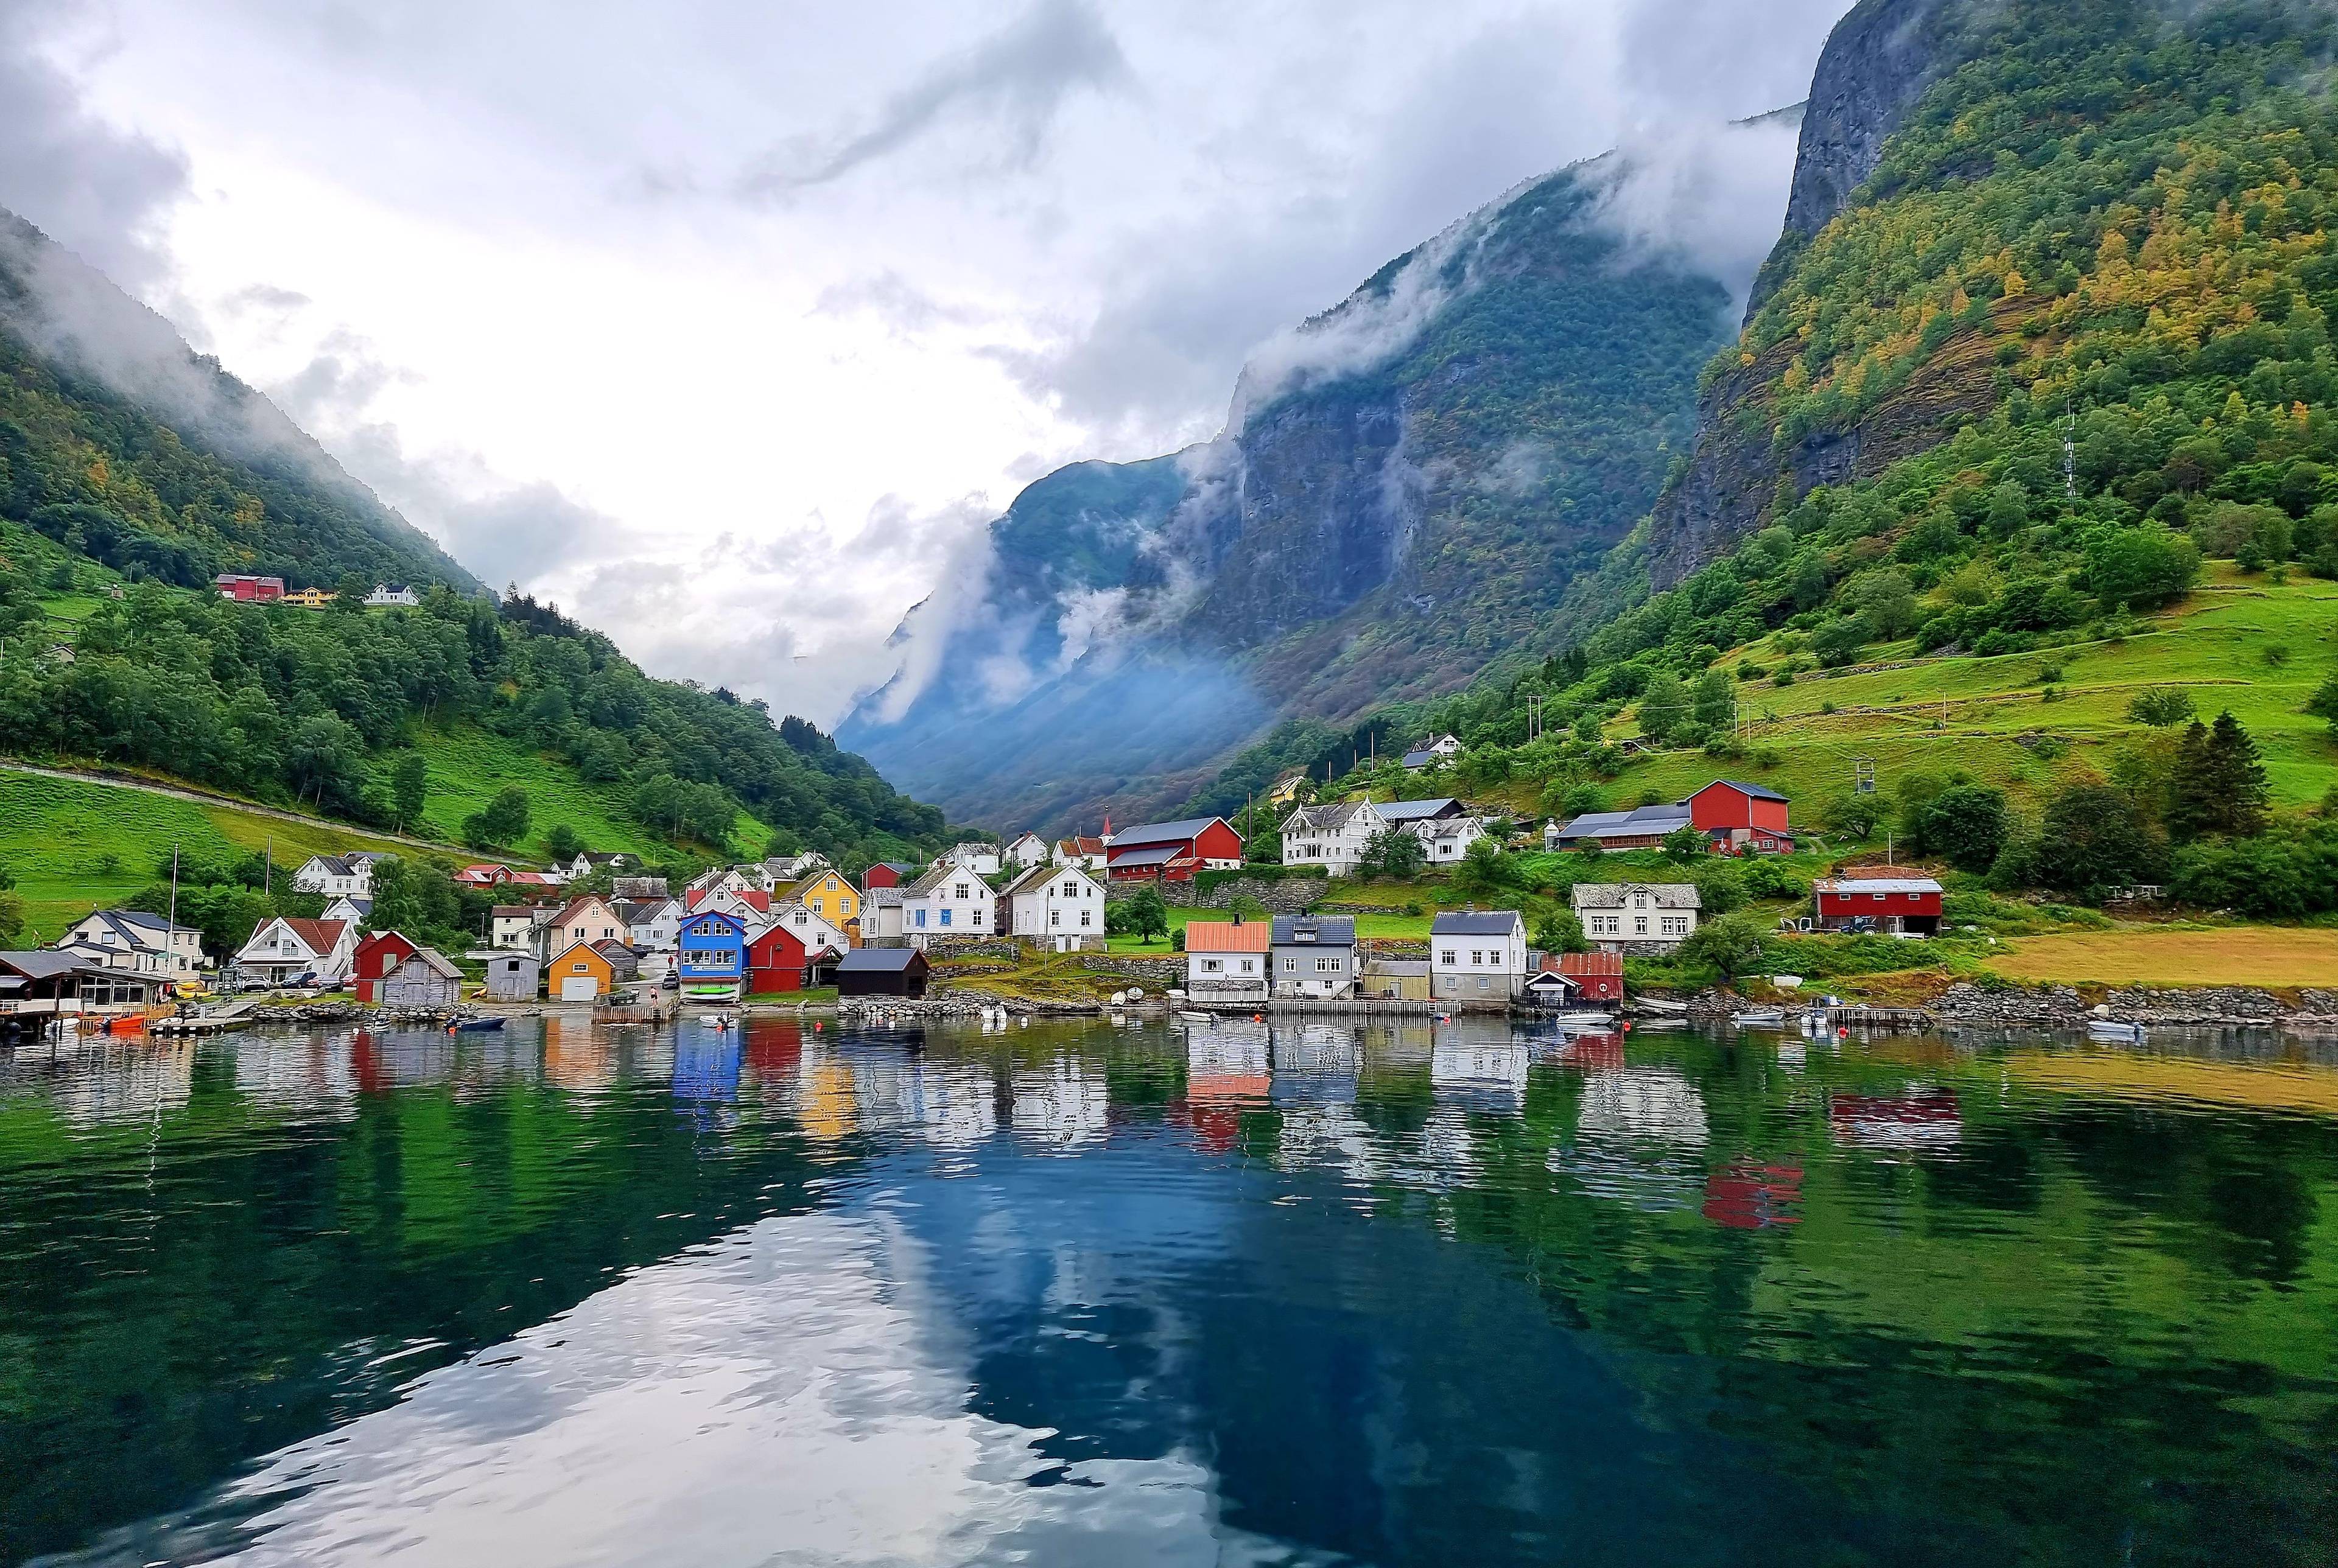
[785,871,860,934]
[282,587,337,609]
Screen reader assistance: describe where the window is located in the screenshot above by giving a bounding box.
[941,909,953,927]
[1080,911,1092,928]
[1470,950,1483,966]
[1050,910,1061,927]
[1240,959,1255,974]
[955,884,971,899]
[1316,956,1337,972]
[1202,959,1222,973]
[1634,918,1649,935]
[1661,917,1688,936]
[1285,958,1298,973]
[1441,950,1457,966]
[915,909,927,928]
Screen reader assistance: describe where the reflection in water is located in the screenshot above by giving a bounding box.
[2,1018,2337,1567]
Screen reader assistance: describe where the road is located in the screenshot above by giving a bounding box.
[0,758,481,858]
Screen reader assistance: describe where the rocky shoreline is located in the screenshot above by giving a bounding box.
[1934,982,2338,1031]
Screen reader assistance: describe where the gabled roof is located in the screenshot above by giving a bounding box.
[1431,911,1524,937]
[1816,876,1944,895]
[0,951,94,981]
[591,939,639,962]
[1055,836,1105,856]
[1103,844,1185,869]
[1554,803,1693,840]
[1569,883,1701,910]
[1002,863,1057,897]
[679,909,748,934]
[839,947,924,973]
[550,894,613,928]
[1283,800,1378,833]
[1271,915,1356,947]
[284,917,349,954]
[1402,749,1439,767]
[1108,817,1226,849]
[1691,779,1790,803]
[906,863,962,895]
[1374,797,1462,824]
[395,947,464,979]
[1184,920,1271,953]
[866,886,905,908]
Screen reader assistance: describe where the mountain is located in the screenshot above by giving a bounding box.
[840,134,1794,832]
[0,212,951,868]
[0,212,477,593]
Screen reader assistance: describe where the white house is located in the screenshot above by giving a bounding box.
[1571,883,1701,951]
[1279,799,1387,877]
[761,852,832,884]
[1184,919,1270,1000]
[56,909,206,978]
[614,895,683,954]
[543,894,628,957]
[1415,815,1490,864]
[562,851,632,882]
[766,898,851,958]
[235,917,359,987]
[904,863,995,947]
[862,886,908,945]
[1053,835,1108,872]
[940,842,1002,877]
[489,905,542,951]
[1002,863,1106,952]
[320,895,372,925]
[292,853,380,898]
[1402,733,1461,771]
[1430,911,1529,1001]
[364,584,421,607]
[686,865,757,902]
[1003,831,1051,870]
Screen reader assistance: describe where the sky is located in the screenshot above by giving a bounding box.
[0,0,1852,727]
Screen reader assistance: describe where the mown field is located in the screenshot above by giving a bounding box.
[1992,927,2338,989]
[0,773,425,939]
[1498,564,2338,819]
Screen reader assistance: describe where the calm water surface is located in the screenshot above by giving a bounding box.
[2,1015,2336,1566]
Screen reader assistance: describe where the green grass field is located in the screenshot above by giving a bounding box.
[1514,563,2338,819]
[0,773,429,940]
[409,725,725,861]
[1106,906,1439,951]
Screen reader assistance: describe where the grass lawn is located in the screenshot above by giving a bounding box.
[0,772,426,940]
[744,989,838,1005]
[412,724,767,861]
[1991,927,2338,989]
[1492,563,2338,822]
[1105,906,1438,952]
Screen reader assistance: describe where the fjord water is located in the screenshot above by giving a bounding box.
[2,1019,2335,1567]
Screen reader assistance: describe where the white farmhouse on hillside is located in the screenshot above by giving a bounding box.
[1571,883,1701,951]
[1279,799,1387,877]
[940,842,1002,877]
[904,863,995,947]
[1003,831,1050,869]
[292,853,382,899]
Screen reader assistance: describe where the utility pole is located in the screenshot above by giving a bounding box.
[264,836,272,897]
[168,844,179,933]
[2063,394,2077,501]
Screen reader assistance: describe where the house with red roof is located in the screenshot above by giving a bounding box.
[454,863,514,889]
[234,916,359,987]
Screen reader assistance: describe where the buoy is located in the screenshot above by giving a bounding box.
[814,1021,823,1032]
[1838,1026,1849,1040]
[1621,1020,1632,1032]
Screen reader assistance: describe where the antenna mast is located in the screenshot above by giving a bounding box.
[2063,394,2077,501]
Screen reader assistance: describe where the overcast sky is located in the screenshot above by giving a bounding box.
[0,0,1850,726]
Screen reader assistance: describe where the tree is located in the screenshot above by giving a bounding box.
[2167,713,2270,842]
[2028,782,2163,897]
[1690,859,1746,915]
[1679,911,1771,981]
[1690,670,1735,734]
[541,824,586,864]
[390,752,428,830]
[1852,567,1918,640]
[463,785,533,849]
[1917,785,2010,873]
[1121,884,1170,946]
[1821,792,1885,840]
[1532,908,1587,954]
[2127,688,2196,727]
[2086,527,2200,609]
[1811,615,1869,667]
[1637,671,1690,744]
[364,856,465,946]
[2307,673,2338,737]
[1360,825,1425,879]
[1662,825,1705,864]
[1452,837,1515,897]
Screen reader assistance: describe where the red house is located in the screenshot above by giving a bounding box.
[1814,875,1943,936]
[1551,950,1624,1004]
[351,929,419,1003]
[1684,780,1794,855]
[746,922,842,995]
[687,886,770,914]
[1104,817,1244,884]
[214,573,286,602]
[454,863,514,889]
[860,862,916,892]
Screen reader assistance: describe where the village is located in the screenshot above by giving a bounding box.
[0,744,1950,1036]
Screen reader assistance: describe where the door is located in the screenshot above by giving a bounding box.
[560,976,599,1001]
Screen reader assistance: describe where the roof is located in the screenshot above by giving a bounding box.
[1002,864,1057,897]
[1569,883,1701,910]
[69,909,195,946]
[1363,959,1430,976]
[838,948,924,973]
[1401,750,1438,768]
[1691,779,1790,803]
[578,852,627,866]
[395,947,464,979]
[490,905,536,919]
[1374,797,1461,823]
[1816,877,1945,895]
[591,939,639,962]
[0,951,93,981]
[1108,817,1226,849]
[1056,836,1105,855]
[1104,844,1188,868]
[679,909,748,933]
[1271,915,1357,947]
[1283,800,1378,833]
[1431,911,1525,937]
[1554,803,1693,840]
[1184,920,1271,953]
[905,863,959,895]
[866,887,905,908]
[279,918,349,955]
[550,894,610,927]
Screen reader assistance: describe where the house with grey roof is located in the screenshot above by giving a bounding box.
[1270,914,1358,1000]
[1279,799,1386,877]
[1430,911,1529,1001]
[55,908,206,978]
[1546,802,1694,852]
[1570,883,1701,953]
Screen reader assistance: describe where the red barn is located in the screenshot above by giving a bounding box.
[351,930,419,1003]
[860,862,916,891]
[746,923,841,995]
[1684,780,1794,855]
[1814,875,1943,936]
[1551,950,1624,1004]
[1104,817,1243,884]
[214,573,286,602]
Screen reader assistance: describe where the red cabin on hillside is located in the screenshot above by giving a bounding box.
[1685,780,1794,855]
[1104,817,1244,884]
[214,573,286,602]
[1814,875,1943,936]
[746,923,842,996]
[351,930,419,1003]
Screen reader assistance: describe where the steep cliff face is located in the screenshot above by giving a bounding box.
[843,141,1775,830]
[1647,0,1986,589]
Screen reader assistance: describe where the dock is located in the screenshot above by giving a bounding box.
[149,1001,261,1035]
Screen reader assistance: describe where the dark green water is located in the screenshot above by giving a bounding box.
[2,1015,2335,1566]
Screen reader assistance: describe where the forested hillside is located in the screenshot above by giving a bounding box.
[1193,0,2338,909]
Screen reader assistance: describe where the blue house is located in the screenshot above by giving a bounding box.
[677,911,748,1001]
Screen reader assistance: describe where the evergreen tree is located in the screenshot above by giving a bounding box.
[2168,713,2270,842]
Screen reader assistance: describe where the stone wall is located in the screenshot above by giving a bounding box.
[918,937,1022,961]
[1077,955,1184,984]
[1183,877,1325,914]
[1936,981,2338,1028]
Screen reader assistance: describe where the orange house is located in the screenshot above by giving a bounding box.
[547,939,626,1003]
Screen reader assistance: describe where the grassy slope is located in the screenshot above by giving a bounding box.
[0,773,429,939]
[407,724,770,861]
[1495,564,2336,817]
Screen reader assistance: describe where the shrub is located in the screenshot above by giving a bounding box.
[2127,688,2196,727]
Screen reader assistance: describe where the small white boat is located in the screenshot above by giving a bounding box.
[1545,1010,1618,1027]
[2087,1020,2146,1043]
[1635,997,1690,1015]
[1730,1009,1786,1029]
[1178,1009,1212,1023]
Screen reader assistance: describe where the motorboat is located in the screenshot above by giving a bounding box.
[1544,1010,1621,1027]
[2086,1019,2146,1043]
[1178,1009,1213,1023]
[1729,1009,1787,1029]
[451,1017,505,1032]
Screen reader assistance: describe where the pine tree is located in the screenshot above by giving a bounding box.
[2168,713,2269,842]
